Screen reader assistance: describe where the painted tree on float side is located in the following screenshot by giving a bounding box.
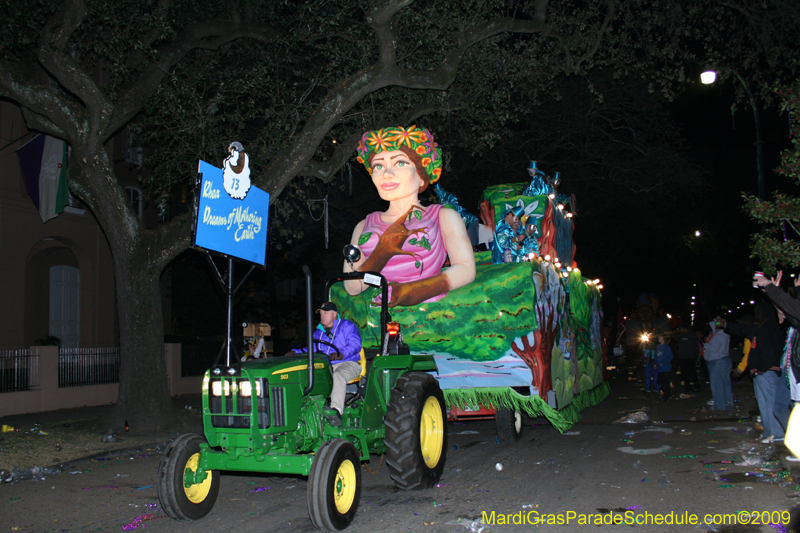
[1,0,799,428]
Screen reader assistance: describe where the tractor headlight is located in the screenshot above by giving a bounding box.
[211,380,231,396]
[239,380,261,397]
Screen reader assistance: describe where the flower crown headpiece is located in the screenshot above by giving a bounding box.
[356,125,442,185]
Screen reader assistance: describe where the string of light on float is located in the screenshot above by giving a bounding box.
[548,192,575,219]
[539,251,601,290]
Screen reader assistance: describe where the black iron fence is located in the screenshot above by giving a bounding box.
[0,349,38,393]
[3,343,227,394]
[58,347,120,388]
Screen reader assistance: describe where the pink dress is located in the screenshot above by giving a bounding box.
[359,204,448,303]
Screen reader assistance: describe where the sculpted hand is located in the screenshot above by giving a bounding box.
[361,205,427,272]
[388,273,450,307]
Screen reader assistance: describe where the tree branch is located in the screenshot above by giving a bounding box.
[36,3,113,144]
[19,108,67,139]
[296,132,363,182]
[389,16,551,89]
[46,0,87,49]
[111,19,285,134]
[255,5,560,201]
[0,63,80,142]
[128,0,172,68]
[366,0,414,66]
[145,212,194,272]
[571,1,617,72]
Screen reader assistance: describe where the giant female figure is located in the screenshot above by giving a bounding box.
[344,126,475,306]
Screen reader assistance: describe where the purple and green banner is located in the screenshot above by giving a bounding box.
[17,134,70,223]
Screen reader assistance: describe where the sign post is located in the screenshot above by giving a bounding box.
[193,145,270,367]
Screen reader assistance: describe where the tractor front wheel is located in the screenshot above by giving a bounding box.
[157,434,220,520]
[385,372,447,490]
[307,439,362,531]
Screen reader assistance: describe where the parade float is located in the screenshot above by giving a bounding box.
[331,158,609,434]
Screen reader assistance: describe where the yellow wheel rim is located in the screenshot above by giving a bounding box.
[420,396,444,468]
[184,452,213,504]
[334,459,357,514]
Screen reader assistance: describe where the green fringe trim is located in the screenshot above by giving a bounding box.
[443,381,611,434]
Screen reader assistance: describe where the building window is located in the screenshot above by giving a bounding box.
[126,186,142,218]
[125,124,143,166]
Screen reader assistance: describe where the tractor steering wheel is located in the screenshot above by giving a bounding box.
[311,339,343,362]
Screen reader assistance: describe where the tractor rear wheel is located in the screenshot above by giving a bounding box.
[307,439,361,531]
[157,434,220,520]
[495,408,523,443]
[385,372,447,490]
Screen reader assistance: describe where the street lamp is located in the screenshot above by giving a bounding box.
[701,69,765,200]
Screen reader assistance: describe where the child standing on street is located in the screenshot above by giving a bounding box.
[643,339,659,393]
[655,335,674,401]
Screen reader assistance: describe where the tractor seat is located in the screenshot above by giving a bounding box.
[347,348,367,384]
[345,348,368,404]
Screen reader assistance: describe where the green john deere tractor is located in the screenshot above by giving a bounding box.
[157,265,448,531]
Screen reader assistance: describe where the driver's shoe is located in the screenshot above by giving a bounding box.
[324,410,341,427]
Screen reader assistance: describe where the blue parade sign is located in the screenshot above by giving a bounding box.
[194,159,269,266]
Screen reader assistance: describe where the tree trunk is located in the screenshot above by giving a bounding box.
[108,251,177,431]
[72,152,182,432]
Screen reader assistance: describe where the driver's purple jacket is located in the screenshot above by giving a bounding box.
[292,318,362,365]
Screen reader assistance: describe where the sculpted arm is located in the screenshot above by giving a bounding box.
[438,206,476,292]
[387,207,475,307]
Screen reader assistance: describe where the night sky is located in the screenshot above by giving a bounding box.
[602,79,792,326]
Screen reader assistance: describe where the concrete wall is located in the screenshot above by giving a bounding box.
[164,343,204,397]
[0,344,203,417]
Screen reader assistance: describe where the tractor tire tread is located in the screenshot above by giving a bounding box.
[156,433,219,521]
[384,372,447,491]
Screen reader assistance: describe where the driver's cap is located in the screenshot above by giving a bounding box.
[317,302,338,313]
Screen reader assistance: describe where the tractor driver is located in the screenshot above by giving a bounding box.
[291,302,362,426]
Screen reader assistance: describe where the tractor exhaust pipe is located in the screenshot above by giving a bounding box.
[302,265,315,395]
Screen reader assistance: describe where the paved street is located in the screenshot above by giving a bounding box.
[3,368,800,533]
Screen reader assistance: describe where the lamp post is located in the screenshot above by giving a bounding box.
[701,69,765,200]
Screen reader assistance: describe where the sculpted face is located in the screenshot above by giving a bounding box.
[370,150,425,202]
